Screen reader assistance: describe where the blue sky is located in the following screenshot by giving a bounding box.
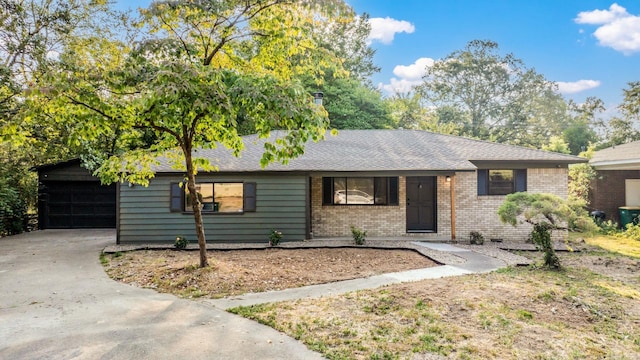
[117,1,640,113]
[349,1,640,113]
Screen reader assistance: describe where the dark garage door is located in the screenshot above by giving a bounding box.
[41,181,116,229]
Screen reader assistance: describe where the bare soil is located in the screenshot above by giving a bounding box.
[103,244,640,359]
[234,250,640,359]
[104,248,437,298]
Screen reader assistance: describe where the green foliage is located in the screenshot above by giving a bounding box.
[469,231,485,245]
[568,163,596,205]
[174,236,188,249]
[597,220,620,235]
[596,117,640,149]
[350,225,366,245]
[269,229,282,246]
[619,223,640,241]
[620,81,640,117]
[316,77,393,130]
[498,193,572,229]
[43,0,358,268]
[542,136,570,154]
[564,98,602,155]
[0,178,26,236]
[531,223,561,269]
[418,40,568,148]
[498,192,596,269]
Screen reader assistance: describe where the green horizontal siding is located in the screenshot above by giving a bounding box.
[118,174,307,243]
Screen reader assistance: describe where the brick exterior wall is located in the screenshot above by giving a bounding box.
[311,168,569,243]
[455,168,568,242]
[590,170,640,224]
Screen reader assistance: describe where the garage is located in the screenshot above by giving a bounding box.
[37,160,117,229]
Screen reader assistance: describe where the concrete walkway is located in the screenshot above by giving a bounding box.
[1,230,513,359]
[206,242,507,309]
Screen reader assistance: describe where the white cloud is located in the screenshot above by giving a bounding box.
[392,57,434,80]
[367,17,415,45]
[379,57,434,94]
[575,3,640,54]
[556,80,601,94]
[575,3,628,24]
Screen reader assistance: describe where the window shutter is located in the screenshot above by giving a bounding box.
[322,177,333,205]
[389,177,399,205]
[477,169,488,195]
[170,183,184,212]
[243,182,257,212]
[515,169,527,192]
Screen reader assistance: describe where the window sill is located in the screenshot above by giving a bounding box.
[181,211,246,215]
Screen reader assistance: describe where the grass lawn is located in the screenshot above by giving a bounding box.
[230,236,640,359]
[576,232,640,258]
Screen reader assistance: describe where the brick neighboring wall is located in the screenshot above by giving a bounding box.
[311,168,569,242]
[590,170,640,224]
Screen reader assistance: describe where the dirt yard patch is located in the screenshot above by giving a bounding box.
[102,241,640,359]
[230,248,640,360]
[103,247,436,299]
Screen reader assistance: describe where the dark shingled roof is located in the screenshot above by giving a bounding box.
[154,129,586,173]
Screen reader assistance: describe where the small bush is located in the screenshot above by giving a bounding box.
[469,231,484,245]
[597,220,620,235]
[350,225,366,245]
[619,223,640,241]
[174,236,188,249]
[269,229,282,246]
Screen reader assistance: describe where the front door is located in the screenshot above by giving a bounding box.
[406,176,436,232]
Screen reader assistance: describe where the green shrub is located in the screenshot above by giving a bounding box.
[174,236,188,249]
[469,231,484,245]
[350,225,366,245]
[532,223,560,269]
[619,223,640,241]
[0,182,26,236]
[269,229,282,246]
[597,220,620,235]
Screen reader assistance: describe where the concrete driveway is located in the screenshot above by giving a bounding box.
[0,230,323,360]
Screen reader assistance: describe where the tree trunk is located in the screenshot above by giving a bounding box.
[184,149,208,268]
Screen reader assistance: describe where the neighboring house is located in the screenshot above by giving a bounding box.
[111,130,584,244]
[589,141,640,224]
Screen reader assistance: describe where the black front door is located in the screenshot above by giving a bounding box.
[406,176,436,232]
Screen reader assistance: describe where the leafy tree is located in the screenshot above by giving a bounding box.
[568,146,596,207]
[318,77,392,129]
[0,0,113,233]
[620,81,640,118]
[385,93,461,134]
[418,40,567,147]
[597,117,640,149]
[312,12,379,83]
[542,136,570,154]
[498,193,595,269]
[47,0,354,267]
[562,98,603,155]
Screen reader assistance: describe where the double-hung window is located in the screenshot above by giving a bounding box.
[477,169,526,196]
[170,182,256,213]
[322,177,399,205]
